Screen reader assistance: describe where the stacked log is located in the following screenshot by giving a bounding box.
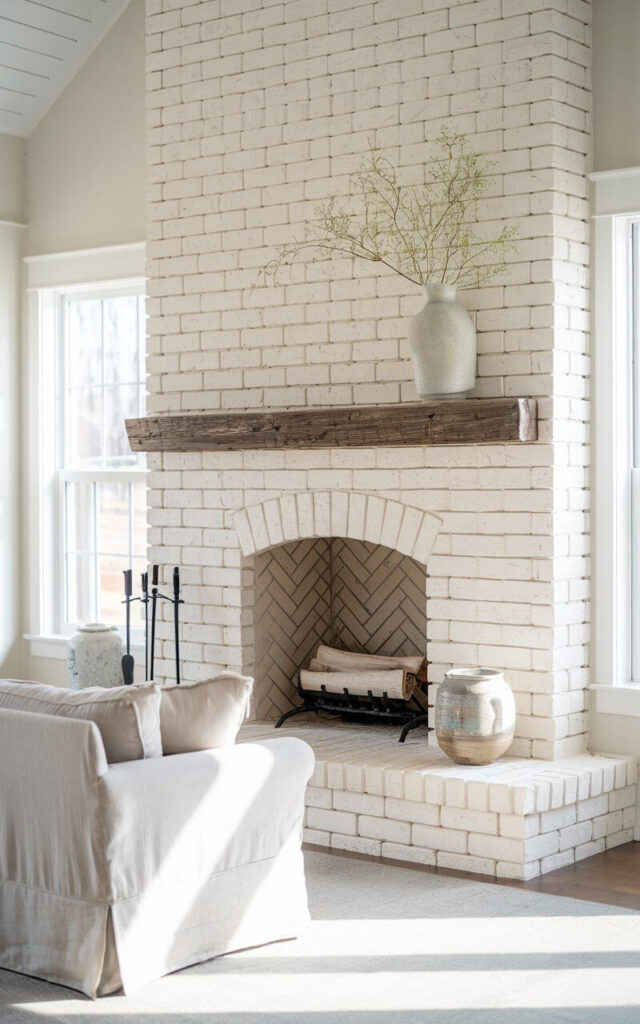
[299,644,427,701]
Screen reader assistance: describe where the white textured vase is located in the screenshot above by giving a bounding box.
[409,283,476,400]
[435,668,516,766]
[67,623,124,690]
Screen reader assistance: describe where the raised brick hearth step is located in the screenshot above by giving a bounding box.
[239,720,638,881]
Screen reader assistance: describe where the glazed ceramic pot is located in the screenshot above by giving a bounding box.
[67,623,124,690]
[409,283,476,399]
[435,668,516,765]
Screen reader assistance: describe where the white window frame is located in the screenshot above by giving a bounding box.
[591,168,640,716]
[24,243,147,660]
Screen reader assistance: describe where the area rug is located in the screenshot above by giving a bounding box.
[2,849,640,1023]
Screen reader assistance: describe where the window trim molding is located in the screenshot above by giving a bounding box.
[24,243,146,660]
[590,169,640,716]
[25,242,145,289]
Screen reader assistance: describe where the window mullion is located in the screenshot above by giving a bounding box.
[632,225,640,682]
[93,480,99,622]
[59,476,68,633]
[128,481,134,568]
[59,468,147,484]
[632,469,640,683]
[633,224,640,468]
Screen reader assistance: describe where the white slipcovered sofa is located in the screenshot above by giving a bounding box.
[0,706,314,997]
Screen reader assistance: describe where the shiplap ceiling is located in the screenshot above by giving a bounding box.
[0,0,132,137]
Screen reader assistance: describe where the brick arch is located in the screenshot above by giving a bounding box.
[232,491,442,565]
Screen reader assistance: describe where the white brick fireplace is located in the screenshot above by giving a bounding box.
[142,0,638,878]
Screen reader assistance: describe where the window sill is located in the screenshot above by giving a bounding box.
[25,634,146,662]
[591,684,640,718]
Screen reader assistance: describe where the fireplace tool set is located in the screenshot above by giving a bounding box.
[121,566,184,685]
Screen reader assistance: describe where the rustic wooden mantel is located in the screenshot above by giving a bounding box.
[126,398,537,453]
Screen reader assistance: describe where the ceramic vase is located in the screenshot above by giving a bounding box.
[409,283,476,400]
[435,668,515,765]
[67,623,124,690]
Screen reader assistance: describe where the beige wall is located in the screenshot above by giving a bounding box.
[593,0,640,172]
[0,134,26,677]
[0,227,24,678]
[26,0,145,256]
[23,0,145,686]
[590,706,640,761]
[0,133,26,224]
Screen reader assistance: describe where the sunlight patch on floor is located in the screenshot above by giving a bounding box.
[6,852,640,1021]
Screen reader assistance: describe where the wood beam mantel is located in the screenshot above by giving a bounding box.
[126,398,537,453]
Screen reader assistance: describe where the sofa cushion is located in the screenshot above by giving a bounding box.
[160,673,253,755]
[0,680,162,763]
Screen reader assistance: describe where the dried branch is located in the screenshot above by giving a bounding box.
[265,130,518,290]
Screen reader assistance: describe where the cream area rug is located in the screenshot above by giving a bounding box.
[2,849,640,1023]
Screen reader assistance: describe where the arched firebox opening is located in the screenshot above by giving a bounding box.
[234,491,440,723]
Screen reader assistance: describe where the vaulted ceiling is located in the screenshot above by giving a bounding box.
[0,0,132,137]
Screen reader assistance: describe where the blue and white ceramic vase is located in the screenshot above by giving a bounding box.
[67,623,124,690]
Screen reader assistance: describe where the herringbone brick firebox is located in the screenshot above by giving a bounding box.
[253,537,427,721]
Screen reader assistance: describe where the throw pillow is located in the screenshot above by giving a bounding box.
[160,672,253,755]
[0,680,162,763]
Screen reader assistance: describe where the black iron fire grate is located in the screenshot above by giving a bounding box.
[275,671,432,743]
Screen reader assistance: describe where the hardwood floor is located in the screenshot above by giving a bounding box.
[516,840,640,911]
[306,841,640,911]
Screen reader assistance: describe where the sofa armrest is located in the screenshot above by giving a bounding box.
[0,708,111,900]
[99,737,315,901]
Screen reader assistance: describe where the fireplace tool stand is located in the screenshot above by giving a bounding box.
[275,673,432,743]
[123,565,184,684]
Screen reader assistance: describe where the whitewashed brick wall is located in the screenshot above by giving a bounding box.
[145,0,591,760]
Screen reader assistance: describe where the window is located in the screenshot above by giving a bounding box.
[60,289,147,628]
[632,223,640,683]
[591,170,640,714]
[25,244,147,653]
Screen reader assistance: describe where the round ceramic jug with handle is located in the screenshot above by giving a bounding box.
[409,283,476,399]
[435,668,516,765]
[67,623,124,690]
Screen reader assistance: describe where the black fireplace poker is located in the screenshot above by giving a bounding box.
[121,569,135,686]
[130,564,184,685]
[173,566,182,685]
[149,564,159,681]
[141,570,149,681]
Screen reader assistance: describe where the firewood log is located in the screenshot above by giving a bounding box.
[299,667,413,700]
[315,644,425,677]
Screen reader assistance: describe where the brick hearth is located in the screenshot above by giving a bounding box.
[241,720,638,881]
